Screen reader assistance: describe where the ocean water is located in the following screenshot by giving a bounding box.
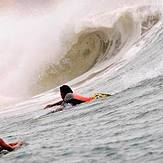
[0,0,163,163]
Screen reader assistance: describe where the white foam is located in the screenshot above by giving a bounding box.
[0,0,161,105]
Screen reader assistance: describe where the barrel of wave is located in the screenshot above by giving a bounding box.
[33,6,162,96]
[33,8,143,95]
[34,32,106,95]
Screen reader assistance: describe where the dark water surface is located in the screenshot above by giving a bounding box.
[0,74,163,163]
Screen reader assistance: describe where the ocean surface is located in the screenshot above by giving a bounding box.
[0,0,163,163]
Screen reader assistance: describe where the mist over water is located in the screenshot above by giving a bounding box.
[0,0,161,105]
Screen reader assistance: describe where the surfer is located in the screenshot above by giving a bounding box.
[0,138,23,152]
[44,85,93,110]
[44,85,111,110]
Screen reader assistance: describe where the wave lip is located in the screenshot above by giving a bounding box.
[37,6,161,93]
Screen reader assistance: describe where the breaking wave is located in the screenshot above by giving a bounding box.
[0,0,161,105]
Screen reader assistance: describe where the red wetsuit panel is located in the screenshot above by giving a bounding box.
[64,93,93,106]
[73,94,93,102]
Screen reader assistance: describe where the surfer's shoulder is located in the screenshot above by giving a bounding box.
[64,93,74,102]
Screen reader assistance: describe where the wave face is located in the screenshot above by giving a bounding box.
[0,0,161,104]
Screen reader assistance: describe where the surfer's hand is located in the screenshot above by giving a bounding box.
[17,140,24,146]
[44,105,51,109]
[13,140,24,149]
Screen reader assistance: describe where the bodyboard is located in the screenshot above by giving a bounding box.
[91,93,111,100]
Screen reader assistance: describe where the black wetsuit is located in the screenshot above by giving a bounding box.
[62,93,85,106]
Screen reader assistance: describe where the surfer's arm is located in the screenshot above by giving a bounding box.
[44,100,63,109]
[0,139,23,151]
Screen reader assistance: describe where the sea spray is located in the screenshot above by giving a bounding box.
[0,0,161,105]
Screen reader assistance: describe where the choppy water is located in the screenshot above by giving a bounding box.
[0,0,163,163]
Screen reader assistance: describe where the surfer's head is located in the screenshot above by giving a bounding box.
[60,85,73,99]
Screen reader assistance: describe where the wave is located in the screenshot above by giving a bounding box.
[36,6,161,94]
[0,1,161,105]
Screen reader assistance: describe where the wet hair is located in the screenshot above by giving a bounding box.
[60,85,73,95]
